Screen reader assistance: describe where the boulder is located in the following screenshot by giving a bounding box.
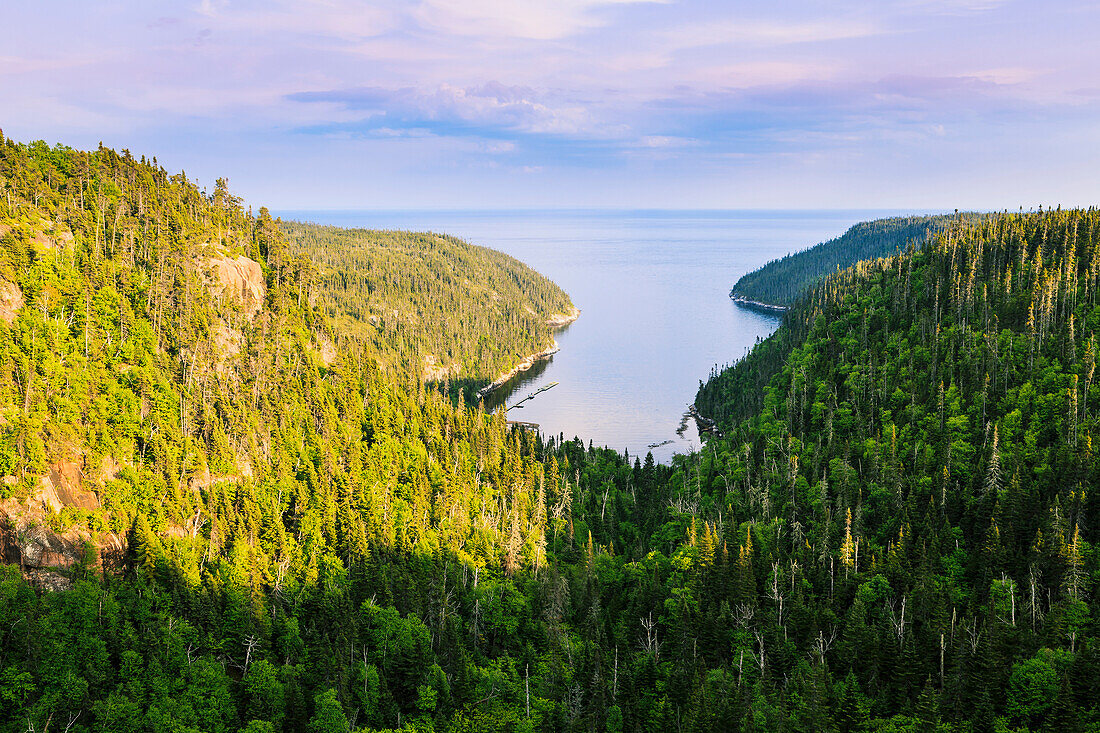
[10,520,82,568]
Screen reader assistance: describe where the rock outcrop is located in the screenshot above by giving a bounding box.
[546,306,581,329]
[213,322,244,359]
[199,254,265,319]
[0,277,23,324]
[317,335,337,366]
[43,460,100,511]
[0,460,124,589]
[1,518,83,569]
[423,353,460,382]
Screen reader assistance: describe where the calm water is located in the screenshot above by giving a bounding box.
[278,210,911,462]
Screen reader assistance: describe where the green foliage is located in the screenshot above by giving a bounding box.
[240,722,276,733]
[1005,649,1070,727]
[308,688,348,733]
[2,135,1099,731]
[730,214,981,306]
[696,207,1100,730]
[281,221,574,391]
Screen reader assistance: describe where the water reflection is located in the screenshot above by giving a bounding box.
[483,354,555,412]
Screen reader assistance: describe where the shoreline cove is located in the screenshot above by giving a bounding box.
[477,307,580,401]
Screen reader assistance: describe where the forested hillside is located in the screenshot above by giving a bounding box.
[281,222,576,387]
[0,135,601,732]
[697,207,1100,730]
[2,133,1098,732]
[730,215,957,306]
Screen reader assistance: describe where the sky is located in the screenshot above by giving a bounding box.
[3,0,1099,210]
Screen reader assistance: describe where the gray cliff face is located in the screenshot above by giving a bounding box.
[0,515,80,592]
[4,519,82,566]
[1,461,127,591]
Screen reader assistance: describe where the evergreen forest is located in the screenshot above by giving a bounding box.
[280,221,575,389]
[1,135,1098,733]
[730,215,968,307]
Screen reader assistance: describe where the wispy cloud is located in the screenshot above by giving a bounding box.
[191,0,666,43]
[659,18,881,50]
[2,0,1097,208]
[411,0,668,40]
[289,82,608,137]
[635,135,698,148]
[895,0,1010,14]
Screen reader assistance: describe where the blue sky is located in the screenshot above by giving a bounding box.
[3,0,1098,209]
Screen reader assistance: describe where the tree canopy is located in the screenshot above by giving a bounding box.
[1,134,1098,732]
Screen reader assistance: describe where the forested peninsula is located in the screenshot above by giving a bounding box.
[280,222,577,393]
[1,134,1098,732]
[730,215,968,308]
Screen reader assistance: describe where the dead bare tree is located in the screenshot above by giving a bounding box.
[810,627,838,666]
[640,612,661,661]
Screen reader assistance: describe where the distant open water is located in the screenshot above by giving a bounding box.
[277,209,919,462]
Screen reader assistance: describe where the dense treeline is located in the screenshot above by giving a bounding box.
[696,208,1100,730]
[730,215,961,307]
[281,222,574,388]
[2,133,1098,732]
[0,136,594,731]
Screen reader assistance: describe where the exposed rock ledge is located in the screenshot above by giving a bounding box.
[1,461,125,590]
[476,343,561,401]
[198,254,265,319]
[0,277,23,324]
[729,295,788,313]
[547,306,581,328]
[424,353,461,382]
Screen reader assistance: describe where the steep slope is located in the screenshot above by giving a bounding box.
[691,208,1100,730]
[281,222,577,389]
[0,134,680,733]
[0,134,581,577]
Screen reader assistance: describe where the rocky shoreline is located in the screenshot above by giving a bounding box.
[687,404,721,437]
[476,307,580,401]
[546,306,581,328]
[729,294,789,313]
